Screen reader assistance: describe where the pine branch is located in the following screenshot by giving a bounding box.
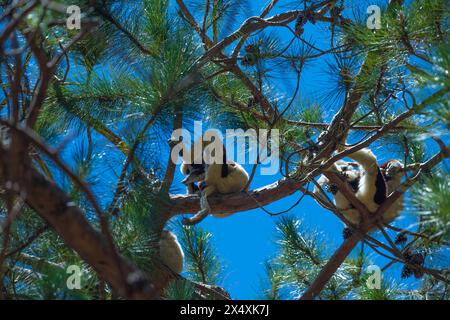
[93,4,157,57]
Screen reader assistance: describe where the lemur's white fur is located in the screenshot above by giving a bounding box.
[316,160,361,212]
[159,230,184,274]
[315,149,404,226]
[316,160,362,224]
[347,148,383,213]
[201,160,249,218]
[181,139,249,224]
[316,149,385,225]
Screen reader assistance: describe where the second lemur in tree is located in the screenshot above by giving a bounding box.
[315,148,404,227]
[315,160,361,213]
[181,139,249,225]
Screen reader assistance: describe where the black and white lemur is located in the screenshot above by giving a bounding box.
[315,148,404,227]
[180,138,249,225]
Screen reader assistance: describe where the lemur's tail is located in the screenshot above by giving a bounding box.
[348,148,387,206]
[347,149,378,173]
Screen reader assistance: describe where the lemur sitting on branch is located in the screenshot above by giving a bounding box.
[180,138,249,225]
[181,161,205,195]
[315,148,404,229]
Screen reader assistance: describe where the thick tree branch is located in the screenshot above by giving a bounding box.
[0,153,158,299]
[168,177,302,218]
[300,231,363,300]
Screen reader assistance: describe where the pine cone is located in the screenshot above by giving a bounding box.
[402,249,414,262]
[244,43,259,54]
[241,44,259,67]
[294,15,305,36]
[401,265,413,278]
[413,268,424,279]
[241,55,255,66]
[394,232,408,245]
[411,253,425,266]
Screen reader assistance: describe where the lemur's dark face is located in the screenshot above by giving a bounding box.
[335,161,361,193]
[182,164,205,185]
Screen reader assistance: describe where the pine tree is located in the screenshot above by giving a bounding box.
[0,0,448,300]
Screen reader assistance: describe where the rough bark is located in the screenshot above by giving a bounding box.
[0,154,157,299]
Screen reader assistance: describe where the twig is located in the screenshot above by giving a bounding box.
[5,225,49,258]
[384,224,450,247]
[93,5,156,57]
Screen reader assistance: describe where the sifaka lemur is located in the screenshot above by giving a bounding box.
[180,138,249,225]
[315,148,404,228]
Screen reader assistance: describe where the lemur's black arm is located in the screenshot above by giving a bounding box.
[221,144,229,178]
[374,168,387,205]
